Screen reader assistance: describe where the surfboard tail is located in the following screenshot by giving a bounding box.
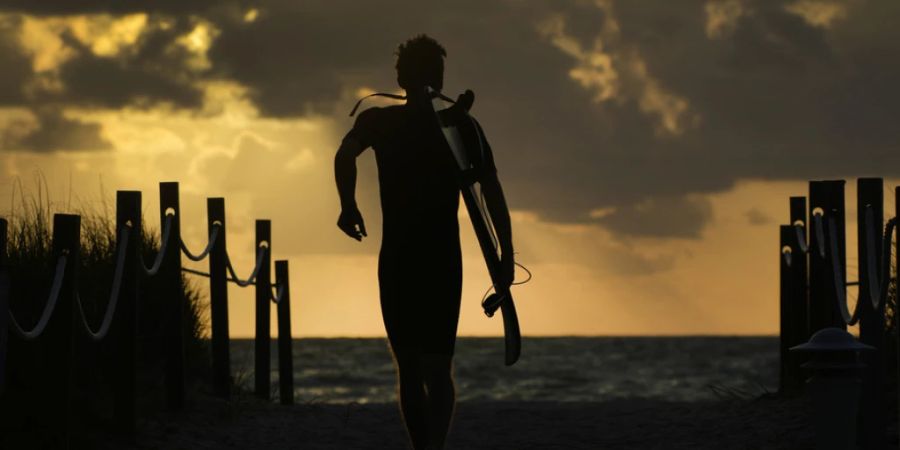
[501,296,522,366]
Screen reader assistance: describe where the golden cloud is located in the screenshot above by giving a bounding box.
[705,0,745,39]
[784,0,848,28]
[539,7,698,137]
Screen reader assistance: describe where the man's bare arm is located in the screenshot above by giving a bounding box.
[334,136,367,241]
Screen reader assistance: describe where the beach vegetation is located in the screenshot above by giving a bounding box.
[0,178,210,444]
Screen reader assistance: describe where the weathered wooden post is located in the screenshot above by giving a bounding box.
[46,214,80,445]
[0,218,8,394]
[208,198,231,399]
[159,182,185,410]
[111,191,141,437]
[809,180,847,333]
[276,260,294,405]
[783,197,809,393]
[790,196,809,341]
[255,220,272,399]
[896,185,900,444]
[809,182,828,335]
[856,178,884,450]
[779,225,793,394]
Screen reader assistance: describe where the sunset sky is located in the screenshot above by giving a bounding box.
[1,0,898,337]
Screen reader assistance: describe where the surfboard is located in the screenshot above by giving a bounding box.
[421,87,522,366]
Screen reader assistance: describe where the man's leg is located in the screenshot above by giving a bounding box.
[395,353,429,449]
[421,353,455,449]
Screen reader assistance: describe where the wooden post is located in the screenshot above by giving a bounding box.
[786,197,808,393]
[789,197,809,341]
[809,181,828,335]
[0,218,8,394]
[208,198,231,399]
[895,185,900,445]
[826,180,848,331]
[112,191,141,437]
[255,220,272,399]
[809,180,847,333]
[779,225,793,394]
[159,182,185,410]
[856,178,884,450]
[276,260,293,405]
[46,214,80,445]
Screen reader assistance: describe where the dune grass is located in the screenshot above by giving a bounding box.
[1,179,211,445]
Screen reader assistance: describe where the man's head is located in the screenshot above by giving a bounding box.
[395,34,446,92]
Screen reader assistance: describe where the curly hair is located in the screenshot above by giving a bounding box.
[395,34,446,91]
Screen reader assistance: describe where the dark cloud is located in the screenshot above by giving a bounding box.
[6,108,112,152]
[205,1,417,117]
[48,27,204,109]
[0,0,225,16]
[0,17,29,106]
[596,195,713,239]
[744,208,771,226]
[485,0,900,237]
[3,0,900,242]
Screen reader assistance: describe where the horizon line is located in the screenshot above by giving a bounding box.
[225,333,782,339]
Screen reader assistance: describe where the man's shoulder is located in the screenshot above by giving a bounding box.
[355,105,406,133]
[357,104,404,119]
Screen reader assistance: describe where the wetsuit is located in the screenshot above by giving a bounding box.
[345,103,487,356]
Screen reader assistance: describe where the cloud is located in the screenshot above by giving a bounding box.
[705,0,746,39]
[537,4,698,137]
[1,0,900,243]
[0,0,225,16]
[784,1,848,29]
[595,195,714,239]
[0,18,31,105]
[744,207,771,226]
[4,107,112,152]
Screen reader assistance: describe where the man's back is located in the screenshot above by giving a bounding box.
[350,104,461,245]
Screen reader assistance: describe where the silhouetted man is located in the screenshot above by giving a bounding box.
[334,35,514,450]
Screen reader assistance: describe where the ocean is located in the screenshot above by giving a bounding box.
[230,337,779,404]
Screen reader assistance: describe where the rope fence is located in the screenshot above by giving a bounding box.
[783,205,896,327]
[76,226,130,342]
[225,246,267,288]
[778,178,899,448]
[139,213,173,276]
[7,255,67,340]
[0,182,295,445]
[181,223,220,262]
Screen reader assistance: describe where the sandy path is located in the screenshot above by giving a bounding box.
[117,394,827,450]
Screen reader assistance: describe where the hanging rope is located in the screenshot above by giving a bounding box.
[862,208,897,310]
[181,224,221,262]
[225,246,268,288]
[75,226,130,342]
[181,266,266,287]
[8,255,67,340]
[140,214,173,276]
[782,247,792,267]
[270,283,285,304]
[479,261,534,310]
[793,224,808,255]
[812,213,826,259]
[827,216,859,326]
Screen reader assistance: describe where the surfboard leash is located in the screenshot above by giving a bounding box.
[348,90,458,117]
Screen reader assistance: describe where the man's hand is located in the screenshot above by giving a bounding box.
[337,207,367,241]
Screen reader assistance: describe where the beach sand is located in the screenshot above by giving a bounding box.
[116,393,824,450]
